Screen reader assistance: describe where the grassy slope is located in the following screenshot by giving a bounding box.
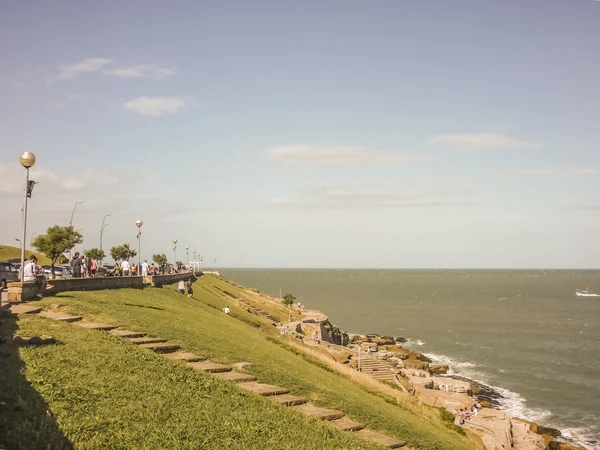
[4,315,378,450]
[0,244,52,265]
[26,274,479,450]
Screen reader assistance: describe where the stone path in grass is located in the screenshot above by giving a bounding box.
[9,303,409,449]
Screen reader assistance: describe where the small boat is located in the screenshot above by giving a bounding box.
[575,289,600,297]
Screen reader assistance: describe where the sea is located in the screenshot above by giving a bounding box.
[220,269,600,450]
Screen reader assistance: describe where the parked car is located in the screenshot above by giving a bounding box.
[96,264,115,277]
[0,261,19,288]
[42,265,73,279]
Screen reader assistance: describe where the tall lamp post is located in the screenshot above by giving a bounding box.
[19,152,36,280]
[173,239,178,267]
[136,220,143,274]
[100,214,111,251]
[185,246,189,266]
[70,200,84,225]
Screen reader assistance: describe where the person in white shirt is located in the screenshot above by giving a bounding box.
[141,260,149,276]
[121,260,130,276]
[223,306,230,314]
[23,255,48,298]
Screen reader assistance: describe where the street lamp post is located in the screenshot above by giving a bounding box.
[100,214,111,249]
[70,200,84,225]
[185,246,189,266]
[136,220,143,275]
[30,232,37,244]
[19,152,36,280]
[173,239,178,267]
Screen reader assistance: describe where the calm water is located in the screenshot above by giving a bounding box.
[221,269,600,449]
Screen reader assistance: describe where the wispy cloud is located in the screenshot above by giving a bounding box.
[57,58,111,80]
[102,64,175,79]
[506,168,598,178]
[124,97,186,116]
[428,132,542,150]
[52,58,175,82]
[266,145,430,166]
[267,188,476,210]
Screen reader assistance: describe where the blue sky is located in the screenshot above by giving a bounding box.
[1,0,599,268]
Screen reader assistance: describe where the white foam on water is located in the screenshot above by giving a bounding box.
[403,338,426,347]
[424,352,552,422]
[561,427,600,450]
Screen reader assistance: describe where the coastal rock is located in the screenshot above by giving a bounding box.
[430,364,449,375]
[403,359,430,370]
[361,342,378,352]
[548,442,587,450]
[529,423,562,438]
[394,336,407,343]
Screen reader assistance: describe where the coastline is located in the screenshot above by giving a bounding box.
[286,304,592,450]
[223,274,600,450]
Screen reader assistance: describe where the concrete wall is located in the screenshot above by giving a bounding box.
[150,272,196,287]
[45,276,145,296]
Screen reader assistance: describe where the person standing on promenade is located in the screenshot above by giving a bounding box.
[142,260,148,277]
[71,252,82,278]
[90,258,97,277]
[121,259,130,276]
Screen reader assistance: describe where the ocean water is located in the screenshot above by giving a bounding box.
[221,269,600,449]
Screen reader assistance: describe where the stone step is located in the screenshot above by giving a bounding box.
[162,352,205,362]
[77,322,118,331]
[236,382,290,397]
[128,337,167,345]
[138,342,180,353]
[356,429,407,448]
[8,304,42,315]
[186,361,233,373]
[212,371,257,383]
[292,403,345,421]
[268,394,307,406]
[331,416,365,432]
[38,311,82,322]
[109,329,147,338]
[13,335,56,346]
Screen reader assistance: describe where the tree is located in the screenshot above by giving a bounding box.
[110,244,137,262]
[282,293,296,307]
[176,261,183,267]
[32,225,83,278]
[152,253,168,270]
[84,248,105,261]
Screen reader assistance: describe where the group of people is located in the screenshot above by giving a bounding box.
[70,252,98,278]
[177,279,194,297]
[455,403,481,424]
[115,260,194,277]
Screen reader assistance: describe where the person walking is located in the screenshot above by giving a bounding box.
[142,260,149,277]
[70,252,82,278]
[90,258,98,277]
[186,279,193,298]
[178,280,185,295]
[121,259,130,276]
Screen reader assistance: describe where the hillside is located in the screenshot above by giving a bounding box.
[0,244,52,265]
[1,274,482,449]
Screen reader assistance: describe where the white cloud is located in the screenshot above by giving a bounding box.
[124,97,186,116]
[266,145,430,166]
[267,187,476,210]
[567,168,598,176]
[57,58,111,79]
[102,64,175,79]
[506,168,598,178]
[53,58,176,82]
[428,132,541,150]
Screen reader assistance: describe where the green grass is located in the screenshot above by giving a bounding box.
[0,243,52,265]
[18,274,480,450]
[2,315,379,450]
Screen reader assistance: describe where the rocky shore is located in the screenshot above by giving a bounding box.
[287,312,587,450]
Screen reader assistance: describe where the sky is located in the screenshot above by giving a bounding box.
[1,0,600,269]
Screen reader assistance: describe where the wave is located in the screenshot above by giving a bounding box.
[424,352,552,423]
[403,338,426,347]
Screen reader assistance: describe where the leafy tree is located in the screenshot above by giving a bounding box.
[32,225,83,278]
[84,248,105,261]
[282,293,296,307]
[110,244,137,262]
[152,253,168,270]
[176,261,183,267]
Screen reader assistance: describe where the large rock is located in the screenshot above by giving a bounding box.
[403,359,430,370]
[430,364,449,375]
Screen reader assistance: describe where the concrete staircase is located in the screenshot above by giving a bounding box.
[351,349,398,382]
[12,304,409,449]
